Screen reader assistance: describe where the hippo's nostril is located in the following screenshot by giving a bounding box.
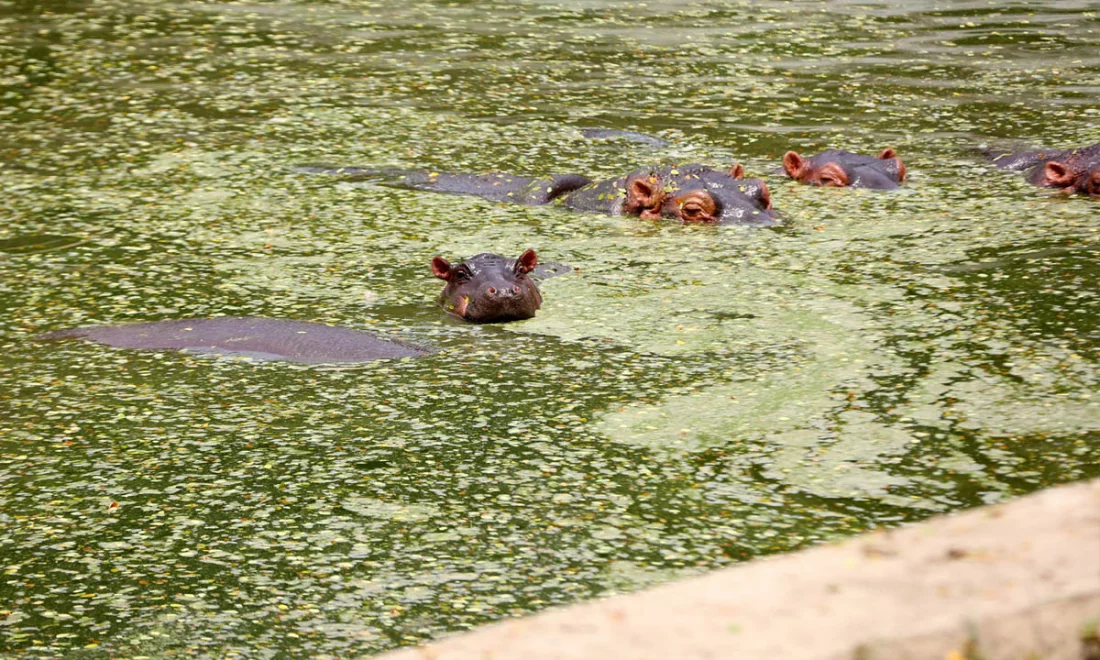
[513,285,521,294]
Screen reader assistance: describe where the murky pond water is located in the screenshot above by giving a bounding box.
[1,1,1098,657]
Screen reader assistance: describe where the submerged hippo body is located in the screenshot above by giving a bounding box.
[389,171,595,206]
[578,128,671,147]
[780,149,906,189]
[987,143,1100,198]
[298,163,776,226]
[37,317,431,364]
[431,249,566,323]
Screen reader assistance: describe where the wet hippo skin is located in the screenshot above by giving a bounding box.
[780,148,907,189]
[578,128,671,147]
[431,249,567,323]
[36,317,431,364]
[560,163,775,226]
[36,250,571,361]
[987,143,1100,198]
[297,163,776,226]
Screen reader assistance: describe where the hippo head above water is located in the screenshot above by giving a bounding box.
[431,249,544,323]
[1077,166,1100,198]
[781,149,906,189]
[986,143,1100,199]
[1027,153,1100,199]
[297,162,776,225]
[595,163,774,225]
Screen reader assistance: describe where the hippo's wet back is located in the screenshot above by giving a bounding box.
[37,317,431,364]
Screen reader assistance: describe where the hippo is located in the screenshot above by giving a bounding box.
[986,143,1100,198]
[779,149,906,189]
[560,163,775,225]
[578,128,671,147]
[431,248,569,323]
[35,317,431,364]
[297,163,776,226]
[35,250,571,361]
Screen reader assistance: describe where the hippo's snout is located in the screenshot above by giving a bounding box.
[484,284,524,298]
[465,280,540,321]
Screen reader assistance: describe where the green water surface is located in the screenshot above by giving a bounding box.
[1,1,1098,657]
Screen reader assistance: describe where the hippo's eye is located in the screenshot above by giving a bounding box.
[454,267,472,281]
[1087,171,1100,198]
[674,191,718,223]
[681,203,703,220]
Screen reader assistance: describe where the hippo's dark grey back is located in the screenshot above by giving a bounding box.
[37,317,431,364]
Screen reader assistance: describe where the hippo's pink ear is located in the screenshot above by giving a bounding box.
[878,148,906,182]
[628,176,659,204]
[623,174,665,219]
[730,163,745,179]
[758,180,773,210]
[431,257,453,281]
[1042,161,1075,188]
[782,151,807,180]
[515,248,538,274]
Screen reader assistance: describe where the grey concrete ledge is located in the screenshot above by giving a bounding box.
[373,479,1100,660]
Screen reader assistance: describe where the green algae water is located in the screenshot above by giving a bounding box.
[1,1,1098,656]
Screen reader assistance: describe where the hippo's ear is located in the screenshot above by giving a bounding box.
[624,175,667,221]
[633,177,655,200]
[730,163,745,179]
[815,162,850,187]
[515,248,538,274]
[758,180,773,210]
[431,257,453,281]
[878,148,907,182]
[1042,161,1075,188]
[782,151,808,180]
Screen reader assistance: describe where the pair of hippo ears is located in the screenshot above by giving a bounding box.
[782,148,904,187]
[431,249,542,282]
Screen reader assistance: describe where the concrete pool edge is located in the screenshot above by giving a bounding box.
[370,479,1100,660]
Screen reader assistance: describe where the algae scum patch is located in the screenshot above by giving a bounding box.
[1,0,1099,657]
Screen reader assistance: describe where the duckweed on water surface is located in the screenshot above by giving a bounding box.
[1,0,1098,657]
